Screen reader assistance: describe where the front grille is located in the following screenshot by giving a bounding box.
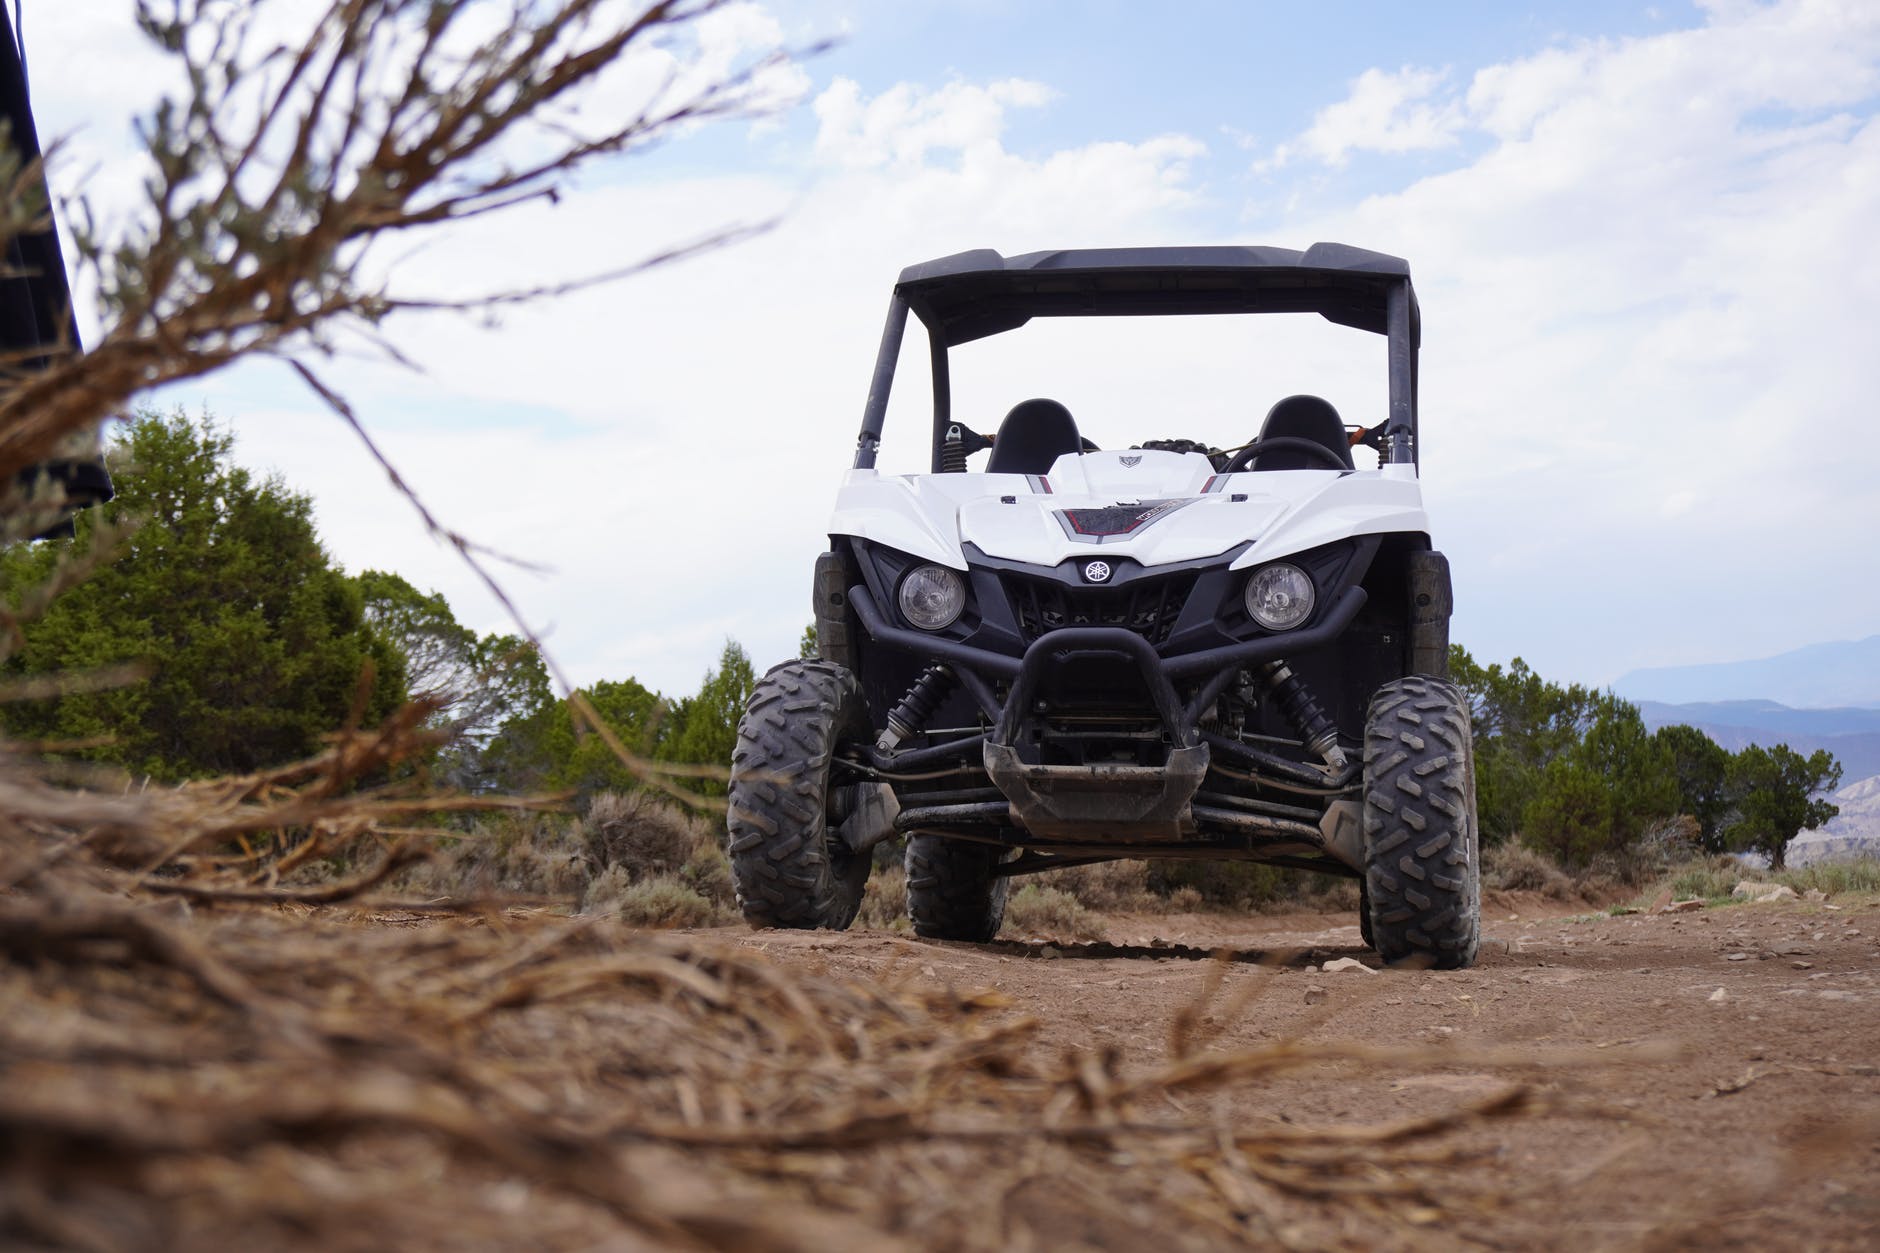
[1001,570,1197,646]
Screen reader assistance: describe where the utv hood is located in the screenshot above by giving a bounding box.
[829,450,1428,571]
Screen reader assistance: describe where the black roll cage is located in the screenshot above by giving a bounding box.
[850,243,1422,474]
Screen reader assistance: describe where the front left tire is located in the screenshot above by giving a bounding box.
[727,660,872,929]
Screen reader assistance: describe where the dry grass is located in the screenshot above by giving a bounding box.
[1635,853,1880,908]
[0,706,1603,1251]
[856,863,909,931]
[1775,857,1880,897]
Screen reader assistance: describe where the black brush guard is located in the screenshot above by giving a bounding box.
[852,581,1367,853]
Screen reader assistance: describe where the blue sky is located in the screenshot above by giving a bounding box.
[21,0,1880,702]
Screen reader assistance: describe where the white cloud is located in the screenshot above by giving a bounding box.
[1280,66,1465,167]
[813,76,1058,170]
[1283,0,1880,679]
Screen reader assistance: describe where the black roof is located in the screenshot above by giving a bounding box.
[895,243,1418,347]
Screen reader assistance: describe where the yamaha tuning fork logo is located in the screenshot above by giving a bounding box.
[1082,560,1113,583]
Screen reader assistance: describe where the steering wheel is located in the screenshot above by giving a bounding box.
[1221,435,1352,474]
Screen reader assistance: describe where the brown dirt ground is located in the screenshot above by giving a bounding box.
[723,890,1880,1250]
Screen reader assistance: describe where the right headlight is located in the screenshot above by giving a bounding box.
[1244,562,1315,631]
[897,563,967,631]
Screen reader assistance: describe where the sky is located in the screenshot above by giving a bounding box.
[17,0,1880,700]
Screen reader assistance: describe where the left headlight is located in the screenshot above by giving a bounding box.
[1244,562,1315,631]
[898,564,967,631]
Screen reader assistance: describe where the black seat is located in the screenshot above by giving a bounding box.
[986,398,1083,475]
[1248,394,1354,471]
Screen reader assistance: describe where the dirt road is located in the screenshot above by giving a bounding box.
[729,892,1880,1250]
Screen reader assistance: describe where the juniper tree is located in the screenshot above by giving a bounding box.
[0,409,406,778]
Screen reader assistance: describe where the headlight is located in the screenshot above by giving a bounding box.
[1244,562,1315,631]
[897,564,967,630]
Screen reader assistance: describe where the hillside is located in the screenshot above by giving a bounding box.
[1636,699,1880,780]
[1615,635,1880,707]
[1792,773,1880,866]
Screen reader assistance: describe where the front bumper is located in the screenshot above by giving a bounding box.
[853,580,1367,845]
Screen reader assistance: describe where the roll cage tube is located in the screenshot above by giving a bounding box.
[853,294,908,470]
[1384,278,1418,466]
[850,259,1422,472]
[928,327,951,473]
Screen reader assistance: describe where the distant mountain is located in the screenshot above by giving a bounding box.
[1790,774,1880,867]
[1635,699,1880,781]
[1614,635,1880,708]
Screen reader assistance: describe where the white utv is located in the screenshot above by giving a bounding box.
[727,244,1479,968]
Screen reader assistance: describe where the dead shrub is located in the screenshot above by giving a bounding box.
[1002,884,1105,940]
[1483,839,1576,900]
[404,811,592,898]
[857,865,909,931]
[1165,885,1204,912]
[583,790,705,878]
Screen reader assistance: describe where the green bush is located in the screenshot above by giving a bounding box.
[1035,859,1152,911]
[680,843,736,909]
[0,411,407,780]
[1658,856,1749,904]
[1144,860,1290,908]
[1002,884,1104,940]
[587,872,721,928]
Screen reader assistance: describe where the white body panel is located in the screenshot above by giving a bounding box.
[829,449,1428,570]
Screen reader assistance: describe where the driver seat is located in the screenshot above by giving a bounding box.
[987,398,1083,475]
[1248,394,1354,471]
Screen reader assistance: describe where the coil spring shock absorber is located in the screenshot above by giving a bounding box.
[876,664,956,753]
[1254,660,1349,773]
[940,424,969,473]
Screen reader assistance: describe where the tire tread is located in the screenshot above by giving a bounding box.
[1360,676,1481,968]
[726,660,870,930]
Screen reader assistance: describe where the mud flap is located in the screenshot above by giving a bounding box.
[813,551,856,670]
[836,782,900,854]
[1318,798,1364,871]
[1408,550,1452,678]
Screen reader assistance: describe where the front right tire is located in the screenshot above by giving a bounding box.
[905,835,1009,942]
[1360,675,1481,968]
